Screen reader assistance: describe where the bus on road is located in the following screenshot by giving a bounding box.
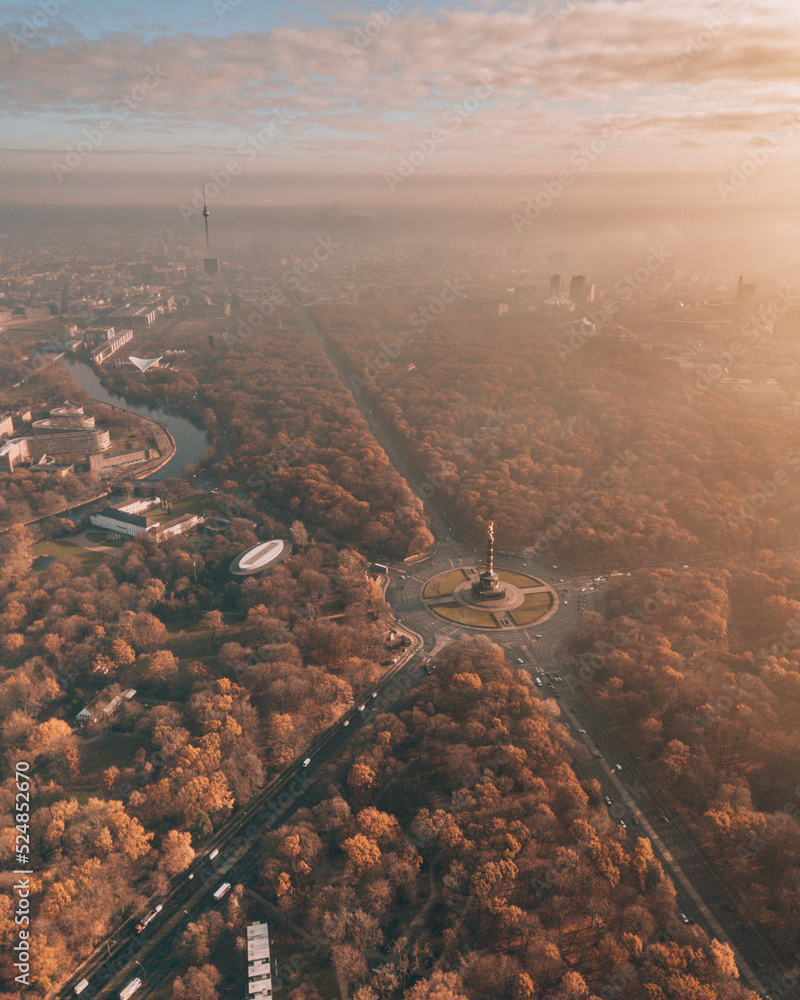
[120,979,141,1000]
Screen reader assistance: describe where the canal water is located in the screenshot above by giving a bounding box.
[59,358,208,479]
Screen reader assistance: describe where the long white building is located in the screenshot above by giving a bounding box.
[246,922,273,999]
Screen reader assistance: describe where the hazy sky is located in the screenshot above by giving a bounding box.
[2,1,800,210]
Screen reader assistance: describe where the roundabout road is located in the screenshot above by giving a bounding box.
[57,301,781,1000]
[296,300,781,999]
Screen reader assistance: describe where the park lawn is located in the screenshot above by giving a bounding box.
[69,788,100,806]
[147,492,207,523]
[510,592,553,626]
[0,363,92,407]
[423,568,468,599]
[429,602,500,627]
[81,731,144,776]
[266,925,341,1000]
[33,538,105,573]
[497,569,546,588]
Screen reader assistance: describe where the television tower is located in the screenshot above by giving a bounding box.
[202,183,210,247]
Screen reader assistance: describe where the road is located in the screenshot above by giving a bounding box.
[293,302,784,998]
[57,642,431,1000]
[56,301,784,1000]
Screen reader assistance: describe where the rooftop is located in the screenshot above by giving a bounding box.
[230,539,291,575]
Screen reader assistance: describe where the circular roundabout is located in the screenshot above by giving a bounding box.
[421,566,557,630]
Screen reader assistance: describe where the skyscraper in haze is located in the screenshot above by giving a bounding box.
[569,275,586,304]
[735,275,756,319]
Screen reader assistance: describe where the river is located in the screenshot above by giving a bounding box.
[59,357,208,479]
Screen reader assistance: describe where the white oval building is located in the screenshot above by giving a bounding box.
[230,539,292,576]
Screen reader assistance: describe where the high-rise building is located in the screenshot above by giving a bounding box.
[550,274,563,297]
[569,275,586,304]
[203,257,220,276]
[735,275,756,317]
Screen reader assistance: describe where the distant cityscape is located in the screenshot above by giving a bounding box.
[2,229,799,430]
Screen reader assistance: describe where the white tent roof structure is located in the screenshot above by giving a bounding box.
[231,539,292,575]
[129,356,162,372]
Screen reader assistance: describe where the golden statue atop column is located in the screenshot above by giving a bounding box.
[472,520,507,600]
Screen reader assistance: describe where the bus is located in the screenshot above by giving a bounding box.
[74,980,89,996]
[135,903,162,933]
[213,882,231,900]
[120,979,141,1000]
[370,562,389,575]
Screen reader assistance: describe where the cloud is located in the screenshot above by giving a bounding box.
[2,0,800,167]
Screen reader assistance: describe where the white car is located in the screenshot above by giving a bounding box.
[535,677,542,687]
[303,758,311,767]
[517,657,524,663]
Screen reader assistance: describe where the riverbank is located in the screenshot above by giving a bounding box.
[83,395,178,480]
[61,358,207,480]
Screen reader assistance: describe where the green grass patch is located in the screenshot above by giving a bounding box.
[81,732,144,775]
[148,492,207,523]
[33,538,105,573]
[429,602,500,627]
[69,788,99,806]
[510,592,553,626]
[497,569,545,588]
[423,568,468,599]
